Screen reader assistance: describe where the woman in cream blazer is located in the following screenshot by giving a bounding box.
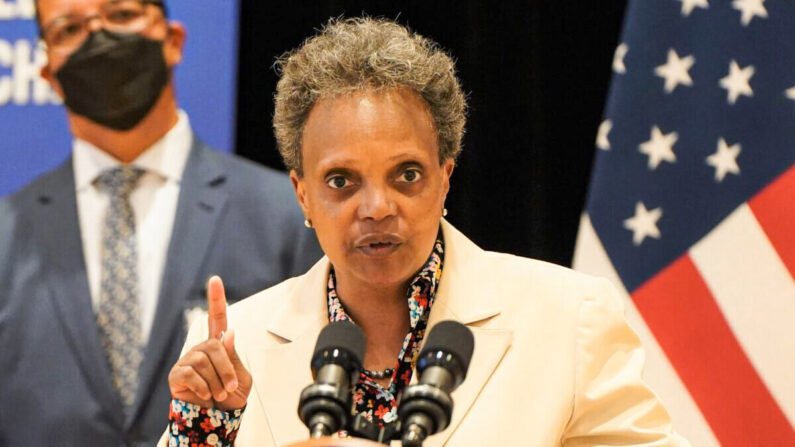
[162,17,689,447]
[164,220,688,446]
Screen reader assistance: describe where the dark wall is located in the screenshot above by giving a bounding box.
[235,1,626,266]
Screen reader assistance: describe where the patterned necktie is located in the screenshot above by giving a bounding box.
[95,166,145,410]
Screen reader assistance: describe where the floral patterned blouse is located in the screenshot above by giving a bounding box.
[167,233,444,446]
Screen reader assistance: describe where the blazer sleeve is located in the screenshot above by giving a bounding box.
[561,278,691,447]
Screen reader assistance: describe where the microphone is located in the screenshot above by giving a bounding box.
[398,320,474,447]
[298,321,366,438]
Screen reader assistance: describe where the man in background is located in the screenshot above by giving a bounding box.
[0,0,322,445]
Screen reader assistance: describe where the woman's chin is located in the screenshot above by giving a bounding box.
[347,259,416,290]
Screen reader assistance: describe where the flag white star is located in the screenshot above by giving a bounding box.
[733,0,768,26]
[596,119,612,150]
[624,202,663,246]
[785,86,795,100]
[613,43,628,74]
[655,49,695,93]
[639,126,678,170]
[719,60,754,105]
[706,138,741,182]
[679,0,709,17]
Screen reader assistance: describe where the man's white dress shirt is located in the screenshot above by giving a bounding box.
[73,110,192,343]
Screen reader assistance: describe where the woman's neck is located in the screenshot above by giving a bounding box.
[334,271,410,374]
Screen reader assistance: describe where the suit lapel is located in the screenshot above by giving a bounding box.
[32,159,124,425]
[425,220,513,445]
[249,259,331,445]
[248,334,319,446]
[432,327,512,446]
[133,139,229,420]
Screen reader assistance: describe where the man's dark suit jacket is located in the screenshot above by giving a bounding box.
[0,139,323,446]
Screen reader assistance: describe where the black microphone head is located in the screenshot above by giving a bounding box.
[417,320,475,381]
[398,321,474,441]
[310,321,366,378]
[300,322,365,437]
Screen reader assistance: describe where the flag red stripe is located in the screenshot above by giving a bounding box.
[632,255,795,446]
[748,166,795,279]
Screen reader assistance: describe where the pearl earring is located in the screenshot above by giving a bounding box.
[304,219,313,228]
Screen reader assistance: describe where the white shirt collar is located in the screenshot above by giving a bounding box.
[73,110,193,191]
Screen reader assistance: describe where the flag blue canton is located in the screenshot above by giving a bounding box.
[586,0,795,292]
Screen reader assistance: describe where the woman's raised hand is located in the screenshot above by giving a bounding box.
[168,276,252,410]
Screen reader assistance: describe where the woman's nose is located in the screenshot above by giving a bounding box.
[357,184,396,221]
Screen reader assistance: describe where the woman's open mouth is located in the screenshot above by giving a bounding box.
[355,234,404,256]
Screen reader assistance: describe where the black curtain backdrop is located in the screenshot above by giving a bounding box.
[235,1,627,266]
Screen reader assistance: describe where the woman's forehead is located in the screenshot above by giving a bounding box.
[302,90,438,168]
[305,90,434,141]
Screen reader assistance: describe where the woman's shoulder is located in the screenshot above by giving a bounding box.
[222,278,298,352]
[466,242,611,292]
[444,221,621,313]
[445,220,610,293]
[474,249,622,315]
[228,276,298,315]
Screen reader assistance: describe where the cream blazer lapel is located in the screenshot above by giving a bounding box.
[243,258,332,446]
[425,220,513,446]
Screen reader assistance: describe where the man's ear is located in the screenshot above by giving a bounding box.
[39,63,64,99]
[163,21,186,67]
[290,170,311,219]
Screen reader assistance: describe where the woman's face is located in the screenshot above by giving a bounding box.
[291,88,454,290]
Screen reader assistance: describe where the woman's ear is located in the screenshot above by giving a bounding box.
[441,158,455,197]
[290,170,311,218]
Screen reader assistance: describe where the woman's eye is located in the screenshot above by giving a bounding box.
[326,176,351,189]
[398,169,422,183]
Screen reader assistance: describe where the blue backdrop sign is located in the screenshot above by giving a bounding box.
[0,0,239,196]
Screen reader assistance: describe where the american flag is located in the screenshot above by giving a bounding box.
[573,1,795,445]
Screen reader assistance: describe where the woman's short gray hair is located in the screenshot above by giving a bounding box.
[273,17,467,175]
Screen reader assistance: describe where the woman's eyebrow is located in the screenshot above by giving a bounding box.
[394,160,423,170]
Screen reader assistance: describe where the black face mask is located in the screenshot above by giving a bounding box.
[55,30,170,131]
